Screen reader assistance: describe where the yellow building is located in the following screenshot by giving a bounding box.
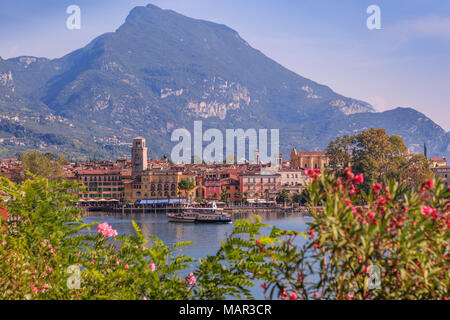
[430,157,447,168]
[123,169,202,203]
[123,136,202,203]
[290,148,329,170]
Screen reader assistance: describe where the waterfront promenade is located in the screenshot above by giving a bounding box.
[78,201,309,216]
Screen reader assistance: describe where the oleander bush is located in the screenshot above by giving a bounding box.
[253,168,449,300]
[0,176,195,300]
[0,169,448,300]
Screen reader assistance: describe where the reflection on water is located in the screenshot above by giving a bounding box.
[82,211,312,299]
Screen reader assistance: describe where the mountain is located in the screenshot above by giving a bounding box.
[0,4,448,160]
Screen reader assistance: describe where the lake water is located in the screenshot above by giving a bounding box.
[82,212,312,299]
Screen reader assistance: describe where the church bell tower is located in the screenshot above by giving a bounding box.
[132,137,148,178]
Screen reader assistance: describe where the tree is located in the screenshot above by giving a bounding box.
[292,192,303,205]
[234,192,240,204]
[242,192,248,204]
[264,189,269,201]
[19,150,64,181]
[178,179,195,202]
[326,128,430,192]
[276,189,292,206]
[326,135,353,170]
[220,188,230,205]
[402,154,433,189]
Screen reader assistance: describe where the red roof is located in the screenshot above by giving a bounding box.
[76,169,121,175]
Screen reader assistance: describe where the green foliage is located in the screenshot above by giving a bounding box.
[220,189,230,204]
[0,176,194,299]
[258,169,449,300]
[326,128,433,192]
[276,189,292,205]
[18,150,65,181]
[0,170,448,300]
[178,180,196,201]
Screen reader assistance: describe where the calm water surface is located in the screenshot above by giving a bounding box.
[82,212,312,299]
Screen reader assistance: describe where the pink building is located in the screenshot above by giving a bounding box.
[239,171,281,201]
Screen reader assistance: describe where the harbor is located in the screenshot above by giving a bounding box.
[78,199,310,217]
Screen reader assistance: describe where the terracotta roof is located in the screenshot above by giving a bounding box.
[278,168,307,173]
[292,150,327,156]
[76,169,122,175]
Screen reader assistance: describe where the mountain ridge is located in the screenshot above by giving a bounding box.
[0,3,447,160]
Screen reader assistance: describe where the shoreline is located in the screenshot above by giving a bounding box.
[79,204,310,217]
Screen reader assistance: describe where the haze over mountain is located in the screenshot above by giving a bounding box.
[0,4,447,160]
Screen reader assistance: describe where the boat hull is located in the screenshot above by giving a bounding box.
[195,218,232,224]
[167,205,232,224]
[167,216,196,223]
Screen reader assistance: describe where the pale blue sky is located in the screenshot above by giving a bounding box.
[1,0,449,130]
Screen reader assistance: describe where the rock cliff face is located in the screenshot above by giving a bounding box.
[0,4,447,159]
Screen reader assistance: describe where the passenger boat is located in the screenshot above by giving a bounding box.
[167,210,197,223]
[167,203,232,224]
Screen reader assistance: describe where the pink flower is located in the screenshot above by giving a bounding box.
[368,211,376,219]
[97,222,118,238]
[424,179,434,190]
[149,263,156,272]
[314,292,319,299]
[352,173,364,184]
[290,292,298,300]
[420,206,434,216]
[344,168,354,179]
[372,183,382,194]
[186,273,197,285]
[124,264,129,270]
[347,293,354,300]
